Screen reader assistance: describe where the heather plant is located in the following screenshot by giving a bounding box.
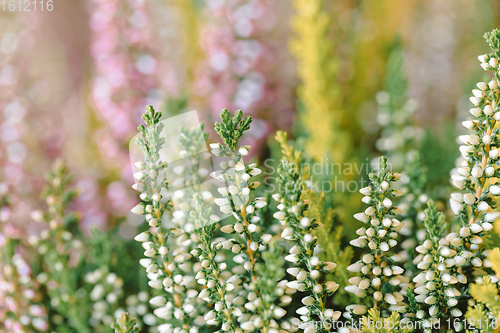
[374,42,430,276]
[131,106,209,331]
[346,157,407,318]
[274,158,341,328]
[112,313,142,333]
[406,28,500,332]
[30,160,93,332]
[7,22,500,333]
[129,106,344,332]
[0,191,49,332]
[127,30,500,329]
[20,160,155,333]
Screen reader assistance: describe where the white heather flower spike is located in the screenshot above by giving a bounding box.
[410,32,500,326]
[275,156,339,324]
[347,157,405,314]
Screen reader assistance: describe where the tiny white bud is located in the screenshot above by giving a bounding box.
[150,296,166,307]
[239,147,249,156]
[477,82,488,91]
[134,232,149,242]
[485,105,494,116]
[473,89,485,98]
[131,204,145,215]
[470,107,482,117]
[471,165,483,178]
[490,57,499,68]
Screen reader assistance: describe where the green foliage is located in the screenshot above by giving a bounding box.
[111,313,141,333]
[419,125,457,198]
[466,247,500,332]
[422,200,447,245]
[252,242,287,327]
[361,309,412,333]
[35,160,91,333]
[214,108,252,150]
[383,38,408,110]
[136,105,165,165]
[484,28,500,56]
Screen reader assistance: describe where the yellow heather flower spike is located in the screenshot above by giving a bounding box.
[289,0,350,163]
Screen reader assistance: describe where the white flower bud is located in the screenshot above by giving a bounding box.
[239,147,249,156]
[159,246,168,256]
[485,105,494,116]
[300,217,310,227]
[470,223,483,233]
[471,258,482,267]
[490,57,499,68]
[148,280,163,289]
[358,279,370,289]
[365,207,375,215]
[360,186,371,195]
[353,305,367,315]
[274,211,286,220]
[385,294,397,305]
[425,296,436,305]
[463,193,475,205]
[470,107,482,117]
[310,256,319,266]
[347,262,363,273]
[310,270,320,279]
[478,82,488,90]
[354,213,369,223]
[204,311,216,321]
[478,201,490,211]
[470,97,480,106]
[281,227,293,239]
[483,222,493,231]
[131,204,145,215]
[150,296,167,307]
[302,296,314,306]
[234,223,244,233]
[134,232,149,242]
[473,89,485,98]
[362,254,374,264]
[249,168,261,176]
[471,165,483,178]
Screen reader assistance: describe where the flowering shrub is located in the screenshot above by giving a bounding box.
[4,12,500,333]
[120,28,500,332]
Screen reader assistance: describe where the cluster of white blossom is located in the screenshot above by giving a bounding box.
[273,159,340,333]
[346,157,407,317]
[0,252,49,332]
[198,114,292,331]
[410,41,500,331]
[84,268,130,327]
[131,110,208,332]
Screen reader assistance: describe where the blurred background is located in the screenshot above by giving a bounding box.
[1,0,500,331]
[1,0,499,231]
